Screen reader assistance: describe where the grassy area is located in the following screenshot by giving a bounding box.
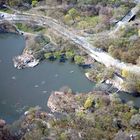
[76,16,100,30]
[15,23,45,33]
[0,8,13,14]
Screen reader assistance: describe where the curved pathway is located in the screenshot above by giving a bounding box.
[0,4,140,74]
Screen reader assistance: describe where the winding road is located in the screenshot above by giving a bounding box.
[0,3,140,74]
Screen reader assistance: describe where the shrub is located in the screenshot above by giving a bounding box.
[53,51,61,59]
[68,8,79,20]
[136,80,140,92]
[65,50,75,59]
[9,0,21,7]
[64,14,72,24]
[32,0,38,7]
[84,96,94,109]
[74,55,84,64]
[60,132,68,140]
[121,69,129,78]
[110,93,121,104]
[138,29,140,37]
[65,8,79,24]
[44,52,53,59]
[77,16,100,29]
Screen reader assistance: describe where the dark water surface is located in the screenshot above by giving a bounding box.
[0,33,94,123]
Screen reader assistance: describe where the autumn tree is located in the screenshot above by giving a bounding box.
[65,8,79,24]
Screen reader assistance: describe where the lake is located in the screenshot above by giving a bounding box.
[0,33,94,123]
[0,33,140,123]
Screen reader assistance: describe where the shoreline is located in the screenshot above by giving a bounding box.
[0,22,137,96]
[0,19,139,96]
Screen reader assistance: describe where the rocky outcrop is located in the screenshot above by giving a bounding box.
[47,91,81,113]
[47,91,108,113]
[13,52,39,69]
[0,21,19,34]
[85,72,94,81]
[13,33,51,69]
